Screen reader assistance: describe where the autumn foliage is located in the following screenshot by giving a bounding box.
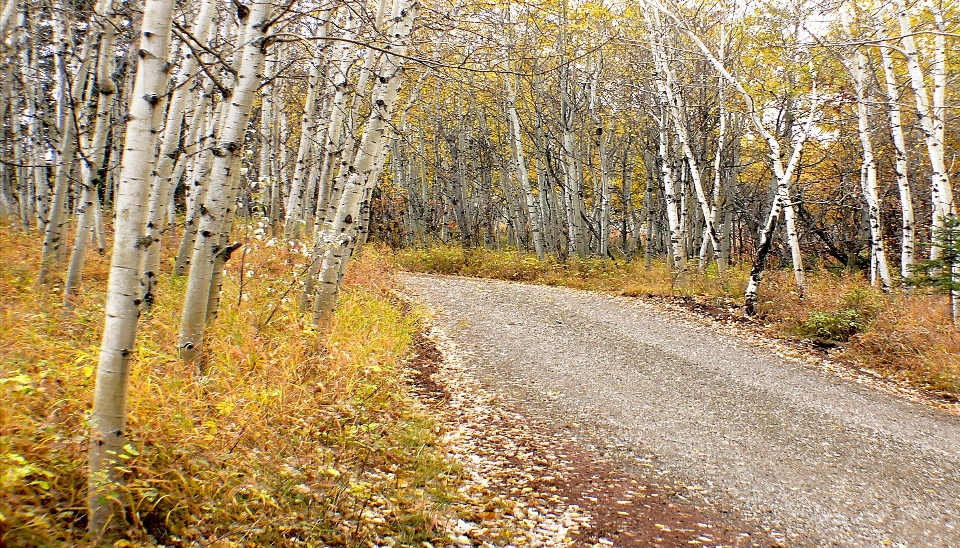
[1,226,460,546]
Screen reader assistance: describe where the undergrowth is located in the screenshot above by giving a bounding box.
[393,245,960,395]
[1,226,460,547]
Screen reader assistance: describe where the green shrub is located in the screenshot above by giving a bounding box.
[799,308,868,342]
[796,286,882,343]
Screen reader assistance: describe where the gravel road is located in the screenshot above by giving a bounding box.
[401,274,960,547]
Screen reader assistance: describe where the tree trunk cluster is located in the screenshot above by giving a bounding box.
[0,0,957,537]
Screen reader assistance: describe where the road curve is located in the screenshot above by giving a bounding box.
[401,274,960,547]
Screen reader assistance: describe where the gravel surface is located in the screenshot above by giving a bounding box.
[409,327,778,547]
[401,274,960,547]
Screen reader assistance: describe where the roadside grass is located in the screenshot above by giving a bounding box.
[1,226,459,547]
[392,245,960,395]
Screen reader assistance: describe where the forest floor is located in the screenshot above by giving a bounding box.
[400,273,960,548]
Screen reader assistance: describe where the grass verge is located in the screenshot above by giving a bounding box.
[392,245,960,396]
[1,226,460,547]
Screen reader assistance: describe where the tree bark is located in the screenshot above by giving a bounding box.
[88,0,174,535]
[178,0,272,363]
[876,32,915,279]
[64,0,119,304]
[311,0,418,328]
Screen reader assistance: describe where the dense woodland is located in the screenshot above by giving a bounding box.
[0,0,958,540]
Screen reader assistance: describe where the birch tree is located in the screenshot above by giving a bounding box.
[178,0,273,363]
[875,24,915,279]
[841,4,892,291]
[890,0,955,246]
[88,0,175,534]
[311,0,418,328]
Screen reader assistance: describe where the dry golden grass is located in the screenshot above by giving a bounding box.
[1,226,459,547]
[391,245,748,297]
[393,245,960,396]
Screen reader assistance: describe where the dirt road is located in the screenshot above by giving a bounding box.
[402,274,960,547]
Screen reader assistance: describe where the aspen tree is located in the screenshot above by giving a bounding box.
[743,100,818,316]
[173,97,220,275]
[301,6,362,306]
[503,9,544,259]
[507,68,544,260]
[63,0,119,304]
[36,32,96,284]
[88,0,175,534]
[258,44,277,223]
[140,0,218,300]
[282,48,328,240]
[314,5,361,235]
[312,0,418,327]
[178,0,273,363]
[655,106,684,270]
[840,4,892,291]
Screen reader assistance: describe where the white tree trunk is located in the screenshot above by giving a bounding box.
[0,0,17,44]
[311,0,418,327]
[140,0,217,296]
[173,97,218,275]
[313,6,360,233]
[892,0,954,250]
[88,0,174,535]
[658,7,810,297]
[506,68,544,259]
[841,6,892,290]
[37,37,96,284]
[656,108,684,270]
[664,69,723,274]
[743,102,818,315]
[877,33,915,278]
[178,0,272,363]
[64,0,119,303]
[282,50,327,239]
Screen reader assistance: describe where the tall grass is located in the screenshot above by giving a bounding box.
[393,245,960,395]
[1,227,458,546]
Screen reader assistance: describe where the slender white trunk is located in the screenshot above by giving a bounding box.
[656,108,684,270]
[140,0,217,295]
[743,102,818,315]
[178,0,272,363]
[314,7,359,233]
[88,0,174,535]
[312,0,418,327]
[64,1,118,303]
[704,67,727,268]
[282,50,327,239]
[665,72,723,274]
[657,7,810,296]
[259,44,277,222]
[892,1,954,249]
[506,68,544,259]
[876,32,915,278]
[37,37,95,284]
[173,98,218,275]
[841,6,892,290]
